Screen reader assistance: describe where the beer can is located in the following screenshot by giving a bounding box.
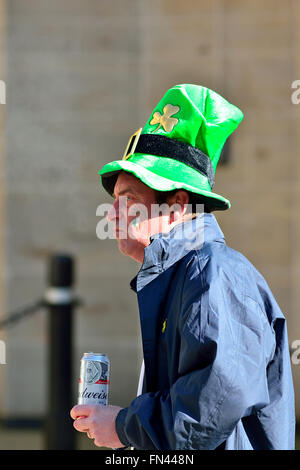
[78,352,110,405]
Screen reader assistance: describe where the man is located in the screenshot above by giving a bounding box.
[71,84,295,450]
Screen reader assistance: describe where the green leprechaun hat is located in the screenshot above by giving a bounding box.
[99,84,243,211]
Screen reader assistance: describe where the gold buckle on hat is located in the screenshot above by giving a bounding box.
[122,128,142,160]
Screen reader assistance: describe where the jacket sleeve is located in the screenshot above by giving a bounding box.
[115,256,276,450]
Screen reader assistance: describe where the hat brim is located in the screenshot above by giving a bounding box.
[99,154,230,211]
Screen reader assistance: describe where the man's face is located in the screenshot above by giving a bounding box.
[106,172,163,263]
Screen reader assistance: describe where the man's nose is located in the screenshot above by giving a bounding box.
[106,200,118,222]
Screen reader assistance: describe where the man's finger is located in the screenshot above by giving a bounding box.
[73,416,90,433]
[70,404,93,420]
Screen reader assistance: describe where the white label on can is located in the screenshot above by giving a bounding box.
[78,360,109,405]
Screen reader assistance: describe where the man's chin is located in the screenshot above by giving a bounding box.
[117,238,134,256]
[117,238,145,263]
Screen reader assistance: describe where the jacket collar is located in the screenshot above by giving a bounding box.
[130,213,225,292]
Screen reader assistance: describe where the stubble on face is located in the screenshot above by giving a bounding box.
[111,172,157,263]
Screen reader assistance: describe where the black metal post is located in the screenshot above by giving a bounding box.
[44,254,76,450]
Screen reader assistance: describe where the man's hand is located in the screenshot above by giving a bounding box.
[70,404,124,449]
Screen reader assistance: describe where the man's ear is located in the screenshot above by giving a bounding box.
[167,190,190,223]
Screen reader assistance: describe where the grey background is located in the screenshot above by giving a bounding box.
[0,0,299,428]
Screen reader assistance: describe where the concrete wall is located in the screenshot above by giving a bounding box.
[0,0,7,416]
[1,0,299,419]
[4,0,142,417]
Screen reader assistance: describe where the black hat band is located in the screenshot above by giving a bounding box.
[132,133,215,189]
